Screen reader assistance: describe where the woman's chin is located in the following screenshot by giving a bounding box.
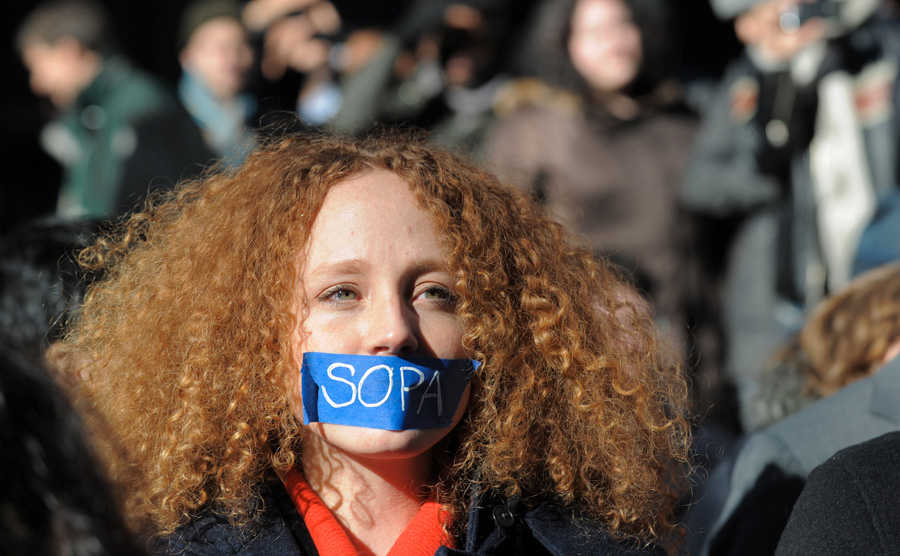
[308,422,451,460]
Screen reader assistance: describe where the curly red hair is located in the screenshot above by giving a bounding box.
[58,132,691,549]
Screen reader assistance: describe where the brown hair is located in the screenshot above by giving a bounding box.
[797,263,900,397]
[58,132,691,548]
[16,0,116,55]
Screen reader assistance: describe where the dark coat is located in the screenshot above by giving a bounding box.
[159,478,666,556]
[775,431,900,556]
[486,98,698,344]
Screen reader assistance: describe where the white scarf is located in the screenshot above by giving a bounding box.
[809,59,896,290]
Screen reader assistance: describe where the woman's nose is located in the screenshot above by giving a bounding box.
[364,294,419,355]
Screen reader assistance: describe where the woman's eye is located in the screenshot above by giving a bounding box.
[323,288,357,301]
[421,287,453,301]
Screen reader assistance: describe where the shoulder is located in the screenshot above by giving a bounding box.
[488,80,584,142]
[524,501,667,556]
[730,428,802,484]
[446,491,666,556]
[775,432,900,556]
[155,481,311,556]
[727,370,883,497]
[483,84,583,184]
[806,430,900,492]
[100,57,178,117]
[759,360,900,463]
[492,78,583,122]
[709,367,900,555]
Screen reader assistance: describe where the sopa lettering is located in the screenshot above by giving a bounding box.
[320,362,443,415]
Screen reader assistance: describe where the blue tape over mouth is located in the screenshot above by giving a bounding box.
[301,352,479,430]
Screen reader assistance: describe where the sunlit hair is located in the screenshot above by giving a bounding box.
[57,131,691,548]
[782,263,900,397]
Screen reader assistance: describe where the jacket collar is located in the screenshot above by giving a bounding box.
[450,483,664,556]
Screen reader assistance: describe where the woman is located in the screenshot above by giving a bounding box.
[58,133,691,555]
[748,263,900,431]
[485,0,706,409]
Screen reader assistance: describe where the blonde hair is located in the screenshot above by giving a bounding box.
[59,132,691,548]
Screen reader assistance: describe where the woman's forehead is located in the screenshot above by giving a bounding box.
[301,171,443,267]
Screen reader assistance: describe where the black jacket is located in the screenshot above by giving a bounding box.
[775,431,900,556]
[159,478,665,556]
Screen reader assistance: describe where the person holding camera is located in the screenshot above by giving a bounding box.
[682,0,900,434]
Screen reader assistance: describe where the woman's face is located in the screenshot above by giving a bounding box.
[567,0,642,94]
[292,170,469,460]
[181,17,253,100]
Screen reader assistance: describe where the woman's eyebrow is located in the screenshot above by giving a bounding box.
[406,258,451,276]
[304,258,451,287]
[305,259,367,280]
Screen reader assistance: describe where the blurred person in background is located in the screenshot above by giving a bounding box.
[749,260,900,430]
[244,0,519,157]
[240,0,528,157]
[16,0,213,220]
[682,0,900,431]
[0,216,98,363]
[178,0,257,166]
[485,0,709,408]
[700,262,900,556]
[0,342,148,556]
[321,1,449,134]
[0,214,139,555]
[241,0,411,133]
[407,1,516,156]
[241,0,344,126]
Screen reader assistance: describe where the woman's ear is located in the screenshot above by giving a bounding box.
[882,337,900,366]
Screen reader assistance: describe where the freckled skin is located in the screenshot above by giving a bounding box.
[292,170,469,461]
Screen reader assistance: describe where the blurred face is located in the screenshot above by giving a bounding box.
[733,0,827,61]
[181,17,253,99]
[22,40,92,107]
[567,0,642,93]
[292,170,469,460]
[440,4,491,89]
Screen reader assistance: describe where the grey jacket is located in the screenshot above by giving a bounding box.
[702,356,900,556]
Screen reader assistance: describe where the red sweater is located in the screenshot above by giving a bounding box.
[283,466,452,555]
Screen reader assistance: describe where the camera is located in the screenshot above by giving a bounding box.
[779,0,842,33]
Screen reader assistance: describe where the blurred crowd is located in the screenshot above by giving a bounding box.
[3,0,900,554]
